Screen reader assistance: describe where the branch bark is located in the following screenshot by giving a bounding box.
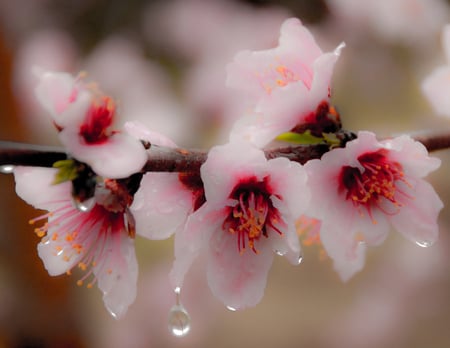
[0,131,449,174]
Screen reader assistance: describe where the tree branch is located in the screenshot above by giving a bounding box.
[1,131,449,174]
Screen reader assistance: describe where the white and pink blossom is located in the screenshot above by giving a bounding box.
[305,131,443,280]
[422,25,450,118]
[170,141,309,310]
[125,121,203,241]
[14,166,139,319]
[226,18,343,147]
[34,70,147,178]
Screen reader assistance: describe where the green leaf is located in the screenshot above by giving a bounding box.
[52,159,78,184]
[275,130,324,145]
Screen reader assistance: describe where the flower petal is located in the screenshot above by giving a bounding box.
[60,130,147,179]
[14,166,71,211]
[94,232,138,319]
[131,173,193,240]
[34,70,91,127]
[206,227,275,310]
[390,180,443,247]
[169,203,223,289]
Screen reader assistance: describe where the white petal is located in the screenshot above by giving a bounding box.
[95,233,138,319]
[14,167,71,211]
[60,131,147,179]
[131,173,193,240]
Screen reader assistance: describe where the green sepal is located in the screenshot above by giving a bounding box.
[52,159,79,184]
[322,133,341,148]
[275,130,324,145]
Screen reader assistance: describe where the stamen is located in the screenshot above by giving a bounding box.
[340,149,410,219]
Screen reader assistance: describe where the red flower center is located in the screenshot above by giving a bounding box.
[79,96,115,144]
[339,149,410,221]
[223,176,284,254]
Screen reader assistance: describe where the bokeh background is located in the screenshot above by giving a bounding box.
[1,0,450,347]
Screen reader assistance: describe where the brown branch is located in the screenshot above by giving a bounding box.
[1,131,450,174]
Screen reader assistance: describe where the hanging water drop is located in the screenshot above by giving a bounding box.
[168,287,191,337]
[0,164,15,174]
[226,305,237,312]
[72,196,96,212]
[275,249,286,256]
[168,304,191,337]
[297,255,303,265]
[415,240,433,248]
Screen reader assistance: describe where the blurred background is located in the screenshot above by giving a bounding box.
[1,0,450,347]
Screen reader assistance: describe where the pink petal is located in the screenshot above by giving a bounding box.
[390,180,443,247]
[170,204,224,289]
[320,217,367,282]
[37,238,80,276]
[131,173,193,240]
[269,196,302,265]
[13,167,70,211]
[124,121,178,148]
[265,157,310,218]
[59,130,147,179]
[206,227,275,310]
[382,135,441,178]
[200,142,267,203]
[94,232,138,319]
[34,70,91,127]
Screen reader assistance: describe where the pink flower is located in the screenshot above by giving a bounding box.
[13,166,140,319]
[226,18,343,147]
[422,25,450,118]
[125,121,204,240]
[170,141,309,310]
[305,131,443,280]
[34,70,147,178]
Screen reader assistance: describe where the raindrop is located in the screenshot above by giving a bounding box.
[275,250,286,256]
[415,240,433,248]
[0,165,15,174]
[226,305,237,312]
[297,255,303,265]
[72,196,96,212]
[168,287,191,337]
[168,305,191,337]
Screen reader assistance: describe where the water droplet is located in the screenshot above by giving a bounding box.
[297,256,303,265]
[416,240,433,248]
[0,165,15,174]
[168,305,191,337]
[72,196,96,212]
[226,305,237,312]
[275,249,286,256]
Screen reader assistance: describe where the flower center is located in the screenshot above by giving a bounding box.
[223,177,284,254]
[28,176,141,289]
[291,101,342,137]
[80,96,115,144]
[339,149,410,221]
[95,179,133,214]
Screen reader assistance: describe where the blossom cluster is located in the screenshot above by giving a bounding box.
[12,18,444,320]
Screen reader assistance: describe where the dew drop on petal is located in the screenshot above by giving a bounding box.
[226,305,237,312]
[297,255,303,265]
[0,165,15,174]
[415,240,433,248]
[275,249,286,256]
[168,304,191,337]
[72,196,96,212]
